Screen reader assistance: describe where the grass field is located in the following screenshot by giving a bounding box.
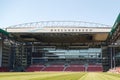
[0,72,120,80]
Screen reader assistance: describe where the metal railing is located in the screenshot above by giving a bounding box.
[7,21,111,28]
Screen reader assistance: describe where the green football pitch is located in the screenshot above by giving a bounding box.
[0,72,120,80]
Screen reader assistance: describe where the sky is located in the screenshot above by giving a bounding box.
[0,0,120,28]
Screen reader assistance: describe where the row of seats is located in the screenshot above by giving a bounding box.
[0,64,103,72]
[0,67,9,72]
[26,67,44,72]
[26,64,103,72]
[87,64,103,72]
[65,66,85,71]
[43,67,64,71]
[87,66,103,72]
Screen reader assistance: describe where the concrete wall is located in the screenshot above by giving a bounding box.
[6,27,111,33]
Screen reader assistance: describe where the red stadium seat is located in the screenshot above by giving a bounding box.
[87,64,103,72]
[42,67,64,71]
[65,64,85,71]
[42,65,64,71]
[26,64,45,72]
[0,67,9,72]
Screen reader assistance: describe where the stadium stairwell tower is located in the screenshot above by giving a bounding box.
[106,13,120,71]
[0,29,10,70]
[6,21,111,71]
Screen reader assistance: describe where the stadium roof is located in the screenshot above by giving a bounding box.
[7,21,110,28]
[109,13,120,37]
[0,28,9,36]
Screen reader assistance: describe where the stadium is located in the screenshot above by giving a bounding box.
[0,13,120,80]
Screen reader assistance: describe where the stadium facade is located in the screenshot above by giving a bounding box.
[0,29,10,71]
[0,13,120,72]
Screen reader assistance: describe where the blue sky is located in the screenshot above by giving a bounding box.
[0,0,120,28]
